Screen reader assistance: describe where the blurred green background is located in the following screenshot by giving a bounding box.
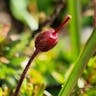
[0,0,96,96]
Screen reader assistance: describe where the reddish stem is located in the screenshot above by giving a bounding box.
[54,15,72,34]
[13,49,40,96]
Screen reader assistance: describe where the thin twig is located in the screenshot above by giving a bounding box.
[32,0,65,37]
[46,0,65,26]
[41,0,65,26]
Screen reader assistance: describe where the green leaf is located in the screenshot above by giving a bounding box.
[59,29,96,96]
[10,0,38,31]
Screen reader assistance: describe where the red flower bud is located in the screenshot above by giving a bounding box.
[35,15,71,52]
[13,15,71,96]
[35,29,58,52]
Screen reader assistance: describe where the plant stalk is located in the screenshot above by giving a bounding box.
[68,0,81,60]
[58,29,96,96]
[13,49,40,96]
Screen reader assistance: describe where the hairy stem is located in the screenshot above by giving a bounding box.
[58,29,96,96]
[13,49,40,96]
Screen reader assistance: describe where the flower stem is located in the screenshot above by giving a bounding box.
[13,49,40,96]
[58,28,96,96]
